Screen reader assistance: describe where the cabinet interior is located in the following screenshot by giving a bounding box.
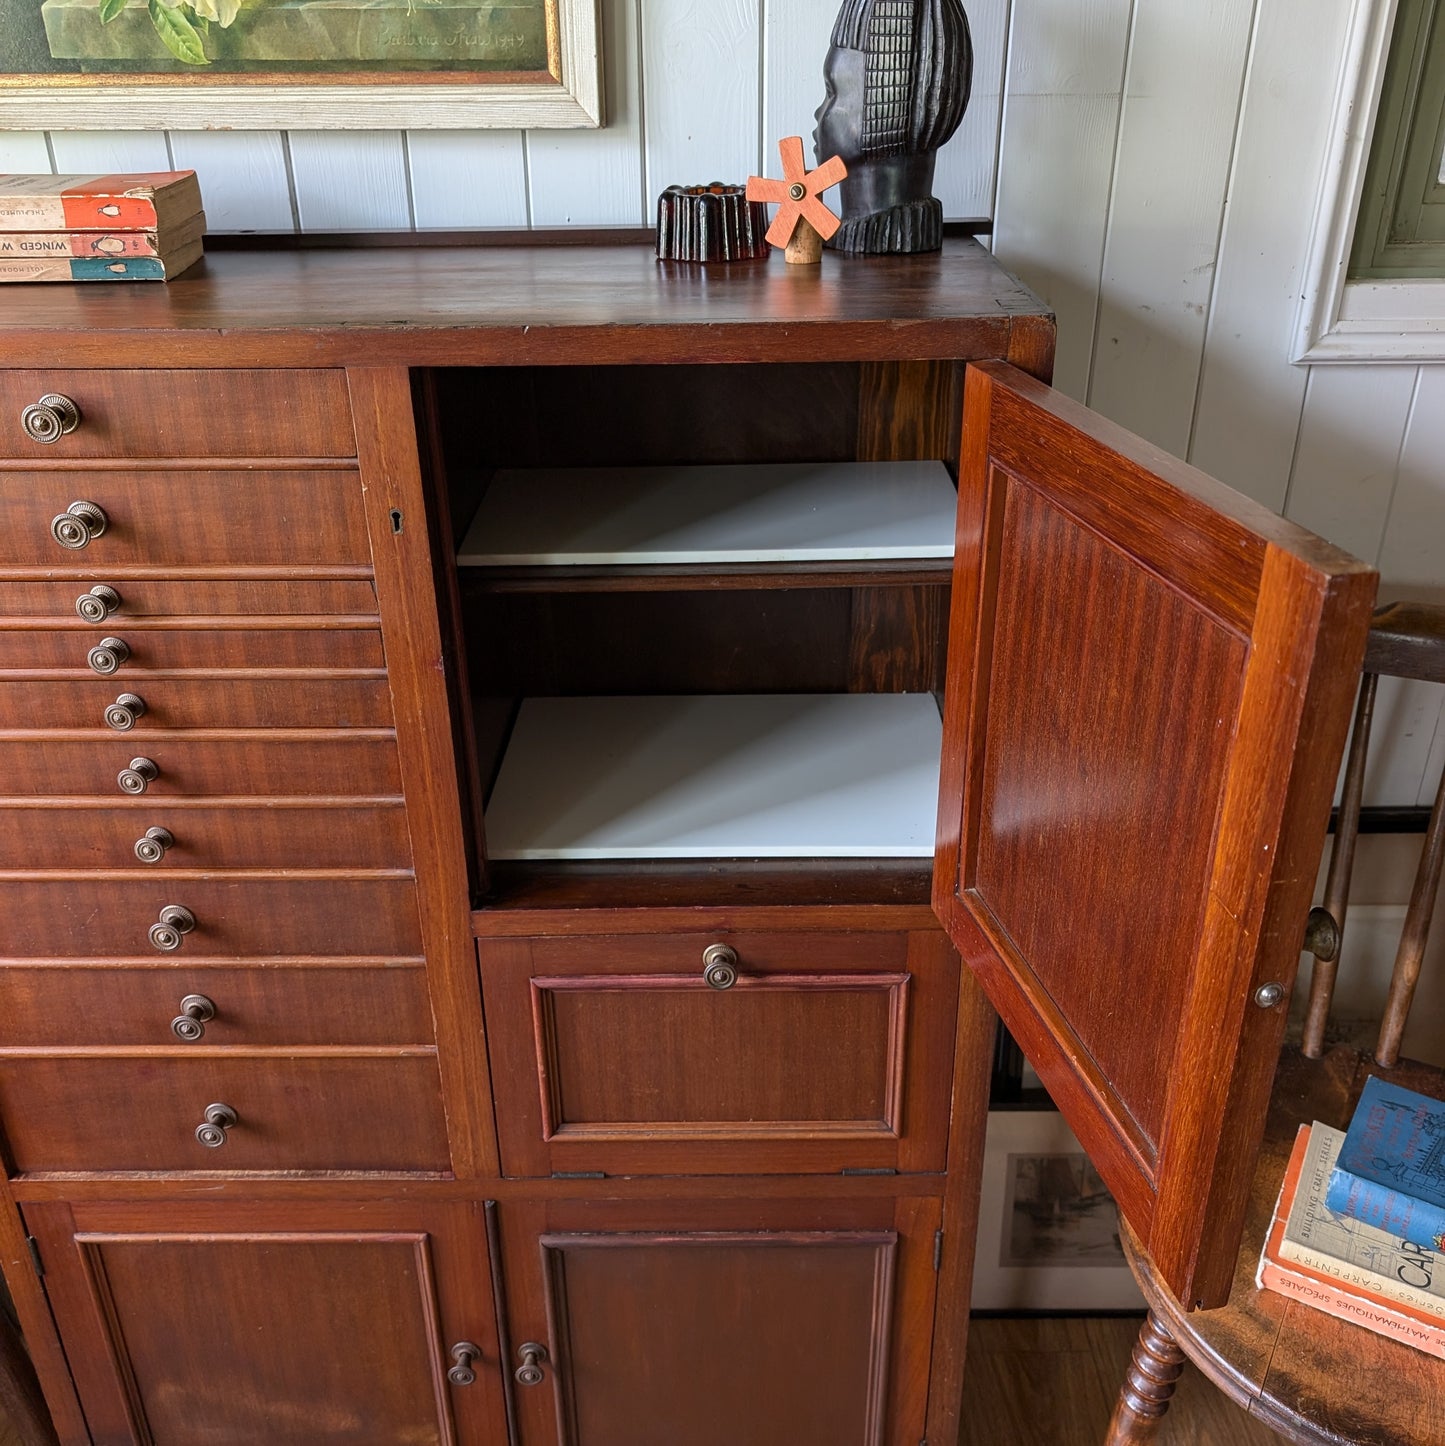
[421,360,964,909]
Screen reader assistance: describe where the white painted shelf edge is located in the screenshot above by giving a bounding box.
[485,693,943,859]
[456,461,959,566]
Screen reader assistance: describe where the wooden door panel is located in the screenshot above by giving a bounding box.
[501,1194,939,1446]
[481,928,958,1176]
[935,362,1377,1308]
[24,1199,505,1446]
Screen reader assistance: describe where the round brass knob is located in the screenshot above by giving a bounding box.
[50,500,107,550]
[149,904,196,952]
[447,1342,482,1387]
[117,757,158,794]
[22,393,80,445]
[87,637,130,675]
[104,694,146,731]
[75,585,121,623]
[171,994,215,1042]
[194,1102,236,1148]
[134,826,174,864]
[702,943,739,990]
[514,1343,548,1387]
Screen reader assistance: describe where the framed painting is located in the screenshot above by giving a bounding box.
[0,0,602,128]
[971,1107,1145,1312]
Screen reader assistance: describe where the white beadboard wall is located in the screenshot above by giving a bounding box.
[5,1,1445,1044]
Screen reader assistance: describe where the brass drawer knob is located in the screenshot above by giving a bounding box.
[134,826,174,864]
[87,637,130,675]
[702,943,739,990]
[447,1342,482,1387]
[22,393,80,445]
[105,694,146,731]
[51,499,107,550]
[76,585,121,622]
[171,994,215,1042]
[117,757,158,794]
[194,1102,237,1148]
[514,1343,548,1387]
[149,904,196,952]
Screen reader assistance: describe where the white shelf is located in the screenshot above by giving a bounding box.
[485,693,942,860]
[456,461,957,566]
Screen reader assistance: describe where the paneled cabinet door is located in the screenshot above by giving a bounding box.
[24,1198,508,1446]
[933,361,1378,1311]
[497,1193,941,1446]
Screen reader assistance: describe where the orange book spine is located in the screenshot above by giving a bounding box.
[0,231,165,258]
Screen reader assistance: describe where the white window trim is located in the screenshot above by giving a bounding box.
[1294,0,1445,362]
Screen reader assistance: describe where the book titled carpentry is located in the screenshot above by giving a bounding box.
[0,173,205,283]
[1258,1124,1445,1359]
[1325,1077,1445,1251]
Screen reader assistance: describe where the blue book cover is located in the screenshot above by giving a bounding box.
[1325,1077,1445,1251]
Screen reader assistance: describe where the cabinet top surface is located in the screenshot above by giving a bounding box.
[0,238,1052,368]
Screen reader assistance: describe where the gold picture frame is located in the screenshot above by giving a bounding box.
[0,0,602,128]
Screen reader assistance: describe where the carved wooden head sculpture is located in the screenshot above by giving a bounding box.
[813,0,972,254]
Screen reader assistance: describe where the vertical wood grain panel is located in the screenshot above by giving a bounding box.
[763,0,846,180]
[407,131,530,228]
[168,131,295,233]
[643,0,760,199]
[932,0,1010,221]
[47,131,171,173]
[289,130,412,231]
[1086,0,1255,454]
[1188,0,1355,506]
[991,0,1134,398]
[527,0,645,225]
[0,133,52,170]
[1284,364,1417,563]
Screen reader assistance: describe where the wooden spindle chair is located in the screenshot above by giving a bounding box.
[1105,600,1445,1445]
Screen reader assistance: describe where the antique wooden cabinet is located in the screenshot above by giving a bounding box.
[0,241,1374,1445]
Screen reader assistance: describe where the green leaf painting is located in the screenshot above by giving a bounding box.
[146,0,208,63]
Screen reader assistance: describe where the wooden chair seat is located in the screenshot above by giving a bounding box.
[1113,1046,1445,1445]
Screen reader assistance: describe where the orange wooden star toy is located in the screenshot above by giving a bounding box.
[746,136,848,265]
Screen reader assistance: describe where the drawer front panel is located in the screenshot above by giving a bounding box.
[481,928,959,1176]
[2,626,384,671]
[0,802,409,870]
[0,676,393,730]
[0,735,401,797]
[0,578,379,619]
[1,370,355,459]
[0,470,369,566]
[3,878,422,958]
[0,1054,448,1173]
[0,963,433,1048]
[0,734,401,797]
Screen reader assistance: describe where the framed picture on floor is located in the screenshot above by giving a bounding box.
[971,1106,1145,1312]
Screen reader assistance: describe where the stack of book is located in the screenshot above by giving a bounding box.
[0,172,205,284]
[1259,1077,1445,1359]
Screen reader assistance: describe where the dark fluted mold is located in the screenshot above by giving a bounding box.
[655,183,771,263]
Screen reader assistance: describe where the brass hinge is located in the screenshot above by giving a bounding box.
[551,1170,605,1180]
[933,1230,943,1271]
[26,1234,43,1278]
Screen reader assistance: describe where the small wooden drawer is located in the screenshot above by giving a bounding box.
[479,927,960,1177]
[0,577,379,620]
[3,878,422,959]
[0,802,410,870]
[0,469,369,567]
[0,735,402,798]
[0,1054,448,1173]
[1,370,355,459]
[2,624,384,671]
[0,675,393,730]
[0,962,433,1048]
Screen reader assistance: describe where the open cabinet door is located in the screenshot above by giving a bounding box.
[934,362,1378,1310]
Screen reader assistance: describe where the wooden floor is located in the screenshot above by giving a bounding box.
[0,1315,1282,1445]
[961,1316,1284,1445]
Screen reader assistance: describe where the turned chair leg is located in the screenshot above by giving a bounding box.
[1104,1310,1186,1444]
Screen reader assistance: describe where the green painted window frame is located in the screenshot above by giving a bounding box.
[1352,0,1445,277]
